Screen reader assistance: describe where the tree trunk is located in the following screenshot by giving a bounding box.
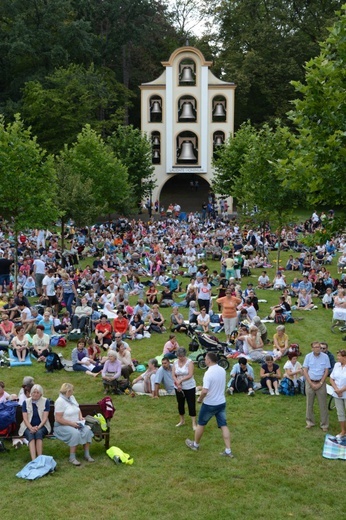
[122,44,130,126]
[14,227,18,293]
[61,217,65,253]
[276,235,281,269]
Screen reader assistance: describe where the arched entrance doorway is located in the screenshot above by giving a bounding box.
[160,174,211,213]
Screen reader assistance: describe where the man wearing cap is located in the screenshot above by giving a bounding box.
[303,341,330,431]
[298,275,312,295]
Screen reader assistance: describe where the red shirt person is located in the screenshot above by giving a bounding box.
[95,314,113,349]
[113,310,129,336]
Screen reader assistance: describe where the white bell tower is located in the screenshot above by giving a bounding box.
[140,45,236,212]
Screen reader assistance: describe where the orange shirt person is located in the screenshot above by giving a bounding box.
[216,289,242,344]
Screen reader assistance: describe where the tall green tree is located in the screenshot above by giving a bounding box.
[21,63,131,154]
[287,6,346,208]
[57,125,131,226]
[107,125,155,209]
[54,157,105,250]
[0,114,58,230]
[214,122,300,263]
[212,121,257,198]
[207,0,343,127]
[0,114,58,285]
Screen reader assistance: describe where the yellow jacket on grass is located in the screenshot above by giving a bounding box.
[107,446,134,465]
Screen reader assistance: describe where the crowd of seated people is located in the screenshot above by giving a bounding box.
[0,212,345,386]
[1,209,346,468]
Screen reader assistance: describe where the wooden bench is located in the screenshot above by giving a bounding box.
[11,403,111,449]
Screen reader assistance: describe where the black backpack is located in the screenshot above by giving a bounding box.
[234,372,249,393]
[45,353,64,372]
[189,339,199,352]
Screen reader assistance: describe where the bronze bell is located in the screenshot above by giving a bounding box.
[180,102,195,120]
[151,101,162,113]
[179,141,196,161]
[180,66,195,83]
[213,103,226,117]
[214,136,224,146]
[153,150,160,160]
[152,136,160,146]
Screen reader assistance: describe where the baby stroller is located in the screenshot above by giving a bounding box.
[187,328,229,370]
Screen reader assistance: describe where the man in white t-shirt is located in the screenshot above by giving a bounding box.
[257,270,272,289]
[42,268,59,313]
[33,257,46,296]
[185,352,233,458]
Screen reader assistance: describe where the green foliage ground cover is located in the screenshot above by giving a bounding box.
[1,251,345,520]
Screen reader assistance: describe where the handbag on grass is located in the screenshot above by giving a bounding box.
[322,434,346,460]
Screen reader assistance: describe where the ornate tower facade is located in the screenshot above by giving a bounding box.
[140,45,235,212]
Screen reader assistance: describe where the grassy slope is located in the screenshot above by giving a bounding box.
[1,250,345,520]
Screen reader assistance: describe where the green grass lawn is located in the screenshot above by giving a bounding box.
[1,250,345,520]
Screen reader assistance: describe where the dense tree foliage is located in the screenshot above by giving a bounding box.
[213,6,346,220]
[286,6,346,208]
[57,125,131,220]
[107,126,155,209]
[0,114,58,283]
[207,0,343,127]
[212,122,257,197]
[0,114,58,231]
[0,0,181,129]
[21,64,131,154]
[213,121,299,217]
[0,0,96,112]
[213,121,300,263]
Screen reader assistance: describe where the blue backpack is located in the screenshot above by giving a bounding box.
[45,353,63,372]
[279,377,295,396]
[0,401,19,435]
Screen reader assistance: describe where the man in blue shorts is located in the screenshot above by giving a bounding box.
[185,351,233,458]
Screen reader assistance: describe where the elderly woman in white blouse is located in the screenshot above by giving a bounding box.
[54,383,94,466]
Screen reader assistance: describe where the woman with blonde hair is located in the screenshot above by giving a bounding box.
[237,325,266,363]
[273,325,289,360]
[18,384,51,460]
[54,383,94,466]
